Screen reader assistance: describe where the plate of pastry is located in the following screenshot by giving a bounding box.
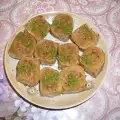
[4,12,108,109]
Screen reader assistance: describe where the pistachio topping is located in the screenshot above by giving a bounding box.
[24,39,32,48]
[68,73,78,87]
[59,53,71,62]
[50,47,57,58]
[52,19,73,34]
[42,71,60,84]
[17,62,36,73]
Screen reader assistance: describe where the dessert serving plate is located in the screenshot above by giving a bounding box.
[4,11,108,109]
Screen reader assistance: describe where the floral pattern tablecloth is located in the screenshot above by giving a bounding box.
[0,0,120,120]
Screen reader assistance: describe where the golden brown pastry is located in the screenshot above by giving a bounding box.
[50,14,73,42]
[79,46,105,77]
[25,15,50,41]
[34,40,57,65]
[71,24,99,50]
[16,57,40,87]
[9,30,36,59]
[60,65,86,93]
[58,43,79,69]
[40,67,62,97]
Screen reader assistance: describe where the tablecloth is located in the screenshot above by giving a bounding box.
[0,0,120,120]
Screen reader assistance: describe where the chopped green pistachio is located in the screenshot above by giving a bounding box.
[37,24,47,37]
[63,24,73,34]
[15,32,32,48]
[31,21,36,31]
[42,71,60,84]
[68,73,78,87]
[38,46,57,59]
[81,52,97,65]
[59,53,71,62]
[80,24,95,36]
[50,47,57,58]
[52,19,73,34]
[29,21,47,37]
[52,19,60,27]
[81,55,89,65]
[81,24,91,32]
[17,62,36,73]
[25,39,32,48]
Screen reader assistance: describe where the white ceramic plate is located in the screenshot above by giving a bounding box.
[4,12,108,109]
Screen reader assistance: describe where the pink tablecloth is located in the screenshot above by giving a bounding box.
[0,0,120,120]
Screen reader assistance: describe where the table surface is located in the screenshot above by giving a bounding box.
[0,0,120,120]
